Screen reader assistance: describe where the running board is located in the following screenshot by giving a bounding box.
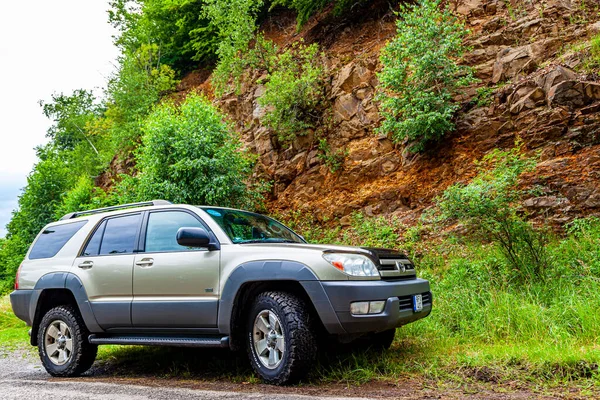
[88,334,229,348]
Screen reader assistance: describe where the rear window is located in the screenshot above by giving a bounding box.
[29,221,87,260]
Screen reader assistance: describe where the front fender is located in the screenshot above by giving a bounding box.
[218,260,345,335]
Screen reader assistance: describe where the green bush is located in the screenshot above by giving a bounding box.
[317,138,347,173]
[434,145,548,283]
[258,41,325,142]
[376,0,475,152]
[131,93,259,207]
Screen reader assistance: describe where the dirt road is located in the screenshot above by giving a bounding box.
[0,348,589,400]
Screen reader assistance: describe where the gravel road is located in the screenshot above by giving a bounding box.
[0,350,370,400]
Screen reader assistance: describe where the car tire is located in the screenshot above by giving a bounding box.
[37,305,98,377]
[246,291,317,385]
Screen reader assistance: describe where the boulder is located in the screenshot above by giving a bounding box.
[334,93,360,121]
[548,81,586,107]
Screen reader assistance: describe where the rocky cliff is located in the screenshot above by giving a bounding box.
[180,0,600,227]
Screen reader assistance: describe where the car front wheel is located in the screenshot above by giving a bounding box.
[37,305,97,377]
[247,291,317,385]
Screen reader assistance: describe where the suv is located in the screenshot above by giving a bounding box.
[10,201,431,384]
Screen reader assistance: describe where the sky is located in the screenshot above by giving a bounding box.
[0,1,118,237]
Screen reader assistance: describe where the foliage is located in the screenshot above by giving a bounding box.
[53,177,110,221]
[376,0,475,152]
[40,90,103,152]
[434,145,548,283]
[131,93,257,207]
[204,0,264,94]
[317,139,347,173]
[0,153,75,291]
[258,42,325,142]
[473,86,495,107]
[270,0,365,29]
[105,44,179,151]
[109,0,218,72]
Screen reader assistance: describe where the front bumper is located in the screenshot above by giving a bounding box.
[304,278,432,335]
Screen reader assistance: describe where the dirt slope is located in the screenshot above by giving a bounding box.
[179,0,600,227]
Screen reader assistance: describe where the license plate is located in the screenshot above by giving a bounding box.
[413,294,423,312]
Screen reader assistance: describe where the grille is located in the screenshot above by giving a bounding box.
[398,291,432,312]
[378,258,416,279]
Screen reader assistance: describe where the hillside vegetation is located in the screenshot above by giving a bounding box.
[1,0,600,391]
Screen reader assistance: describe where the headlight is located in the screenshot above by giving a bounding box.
[323,253,380,277]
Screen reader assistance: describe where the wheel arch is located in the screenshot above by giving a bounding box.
[30,272,102,346]
[219,260,345,351]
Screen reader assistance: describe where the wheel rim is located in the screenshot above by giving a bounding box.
[252,310,285,370]
[44,320,73,366]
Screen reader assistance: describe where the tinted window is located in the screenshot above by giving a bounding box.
[82,220,106,257]
[99,214,142,255]
[145,211,204,252]
[29,221,87,260]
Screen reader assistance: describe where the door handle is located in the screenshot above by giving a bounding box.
[135,258,154,268]
[78,261,93,270]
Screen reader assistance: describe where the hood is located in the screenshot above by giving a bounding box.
[240,243,408,262]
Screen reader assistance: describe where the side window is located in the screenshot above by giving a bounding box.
[145,211,204,252]
[29,221,87,260]
[82,220,106,257]
[99,214,142,255]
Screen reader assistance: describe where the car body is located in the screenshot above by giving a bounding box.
[10,200,431,384]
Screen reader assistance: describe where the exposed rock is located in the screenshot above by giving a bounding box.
[334,94,360,121]
[548,81,587,107]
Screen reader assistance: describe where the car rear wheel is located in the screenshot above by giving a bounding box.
[37,305,97,377]
[247,291,317,385]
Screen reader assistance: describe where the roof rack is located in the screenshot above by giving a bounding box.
[60,200,172,221]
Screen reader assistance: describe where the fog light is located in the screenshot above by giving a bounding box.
[369,301,385,314]
[350,302,369,315]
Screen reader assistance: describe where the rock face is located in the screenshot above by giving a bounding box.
[178,0,600,227]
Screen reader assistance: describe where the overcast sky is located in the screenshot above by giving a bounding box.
[0,1,118,237]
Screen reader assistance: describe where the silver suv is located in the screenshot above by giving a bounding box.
[10,201,431,384]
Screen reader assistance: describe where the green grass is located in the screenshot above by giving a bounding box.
[0,296,30,350]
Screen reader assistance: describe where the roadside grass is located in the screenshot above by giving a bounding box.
[0,296,29,351]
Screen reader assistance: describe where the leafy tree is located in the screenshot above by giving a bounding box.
[0,153,74,290]
[40,90,102,153]
[109,0,218,72]
[104,43,179,152]
[376,0,475,152]
[132,93,258,207]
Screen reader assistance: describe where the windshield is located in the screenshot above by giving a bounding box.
[200,207,306,244]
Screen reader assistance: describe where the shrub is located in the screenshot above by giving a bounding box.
[53,176,109,220]
[434,145,548,283]
[317,138,347,173]
[132,93,259,207]
[376,0,475,152]
[258,42,325,142]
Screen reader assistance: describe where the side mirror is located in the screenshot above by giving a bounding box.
[176,227,218,250]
